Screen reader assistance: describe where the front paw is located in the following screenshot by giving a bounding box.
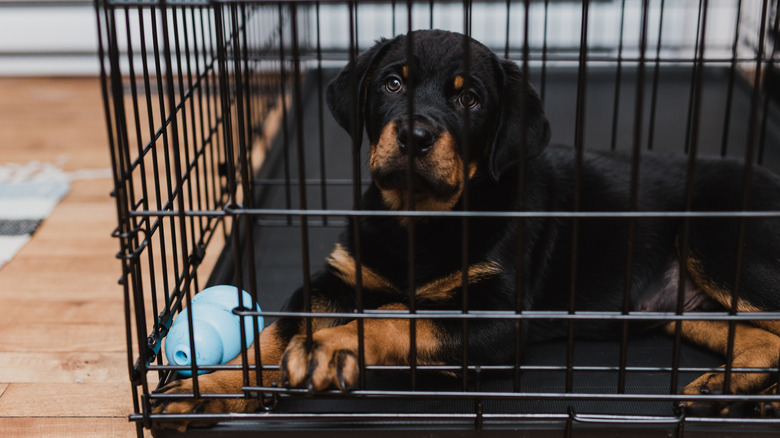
[151,378,260,431]
[281,333,359,391]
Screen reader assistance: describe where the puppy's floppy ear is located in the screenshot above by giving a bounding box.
[327,38,394,147]
[487,58,551,182]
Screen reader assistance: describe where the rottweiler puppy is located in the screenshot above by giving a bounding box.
[153,29,780,429]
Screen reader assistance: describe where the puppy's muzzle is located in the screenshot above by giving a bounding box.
[397,122,436,157]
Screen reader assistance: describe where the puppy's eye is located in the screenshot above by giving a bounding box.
[385,77,403,93]
[459,91,479,108]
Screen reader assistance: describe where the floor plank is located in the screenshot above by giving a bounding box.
[0,75,245,437]
[0,352,127,383]
[0,299,125,325]
[0,382,130,417]
[0,78,110,170]
[0,255,119,298]
[0,322,126,353]
[0,417,138,438]
[0,77,148,436]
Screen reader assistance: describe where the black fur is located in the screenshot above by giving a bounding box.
[276,29,780,369]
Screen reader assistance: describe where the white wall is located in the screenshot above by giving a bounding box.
[0,1,751,77]
[0,3,99,75]
[311,0,743,65]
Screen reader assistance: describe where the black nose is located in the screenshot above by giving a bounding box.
[397,124,435,156]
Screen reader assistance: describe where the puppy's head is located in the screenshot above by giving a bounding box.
[327,29,550,211]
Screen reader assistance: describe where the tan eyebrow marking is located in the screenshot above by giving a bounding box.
[402,65,409,79]
[453,75,464,90]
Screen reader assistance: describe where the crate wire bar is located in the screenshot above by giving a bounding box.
[96,0,780,436]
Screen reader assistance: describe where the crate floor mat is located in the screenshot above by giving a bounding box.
[0,161,70,269]
[206,66,780,426]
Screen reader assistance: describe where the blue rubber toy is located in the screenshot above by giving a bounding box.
[164,285,263,376]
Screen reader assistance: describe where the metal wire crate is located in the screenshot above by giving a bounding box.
[96,0,780,436]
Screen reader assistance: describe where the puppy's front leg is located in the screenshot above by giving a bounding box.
[152,268,357,430]
[151,322,286,430]
[281,303,443,391]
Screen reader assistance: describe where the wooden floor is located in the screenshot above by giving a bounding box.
[0,78,146,437]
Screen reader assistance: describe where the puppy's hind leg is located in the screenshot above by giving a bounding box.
[664,320,780,416]
[673,172,780,416]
